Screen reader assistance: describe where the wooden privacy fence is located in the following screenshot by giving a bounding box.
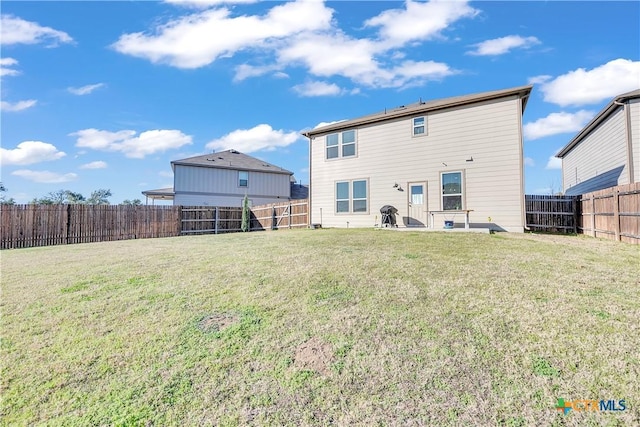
[179,200,309,234]
[579,182,640,244]
[1,200,309,249]
[525,195,579,234]
[250,201,309,231]
[1,204,181,249]
[525,183,640,244]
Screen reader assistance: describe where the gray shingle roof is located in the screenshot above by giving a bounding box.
[303,85,533,137]
[171,149,293,175]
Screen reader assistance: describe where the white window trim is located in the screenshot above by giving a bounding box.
[440,170,464,211]
[335,178,369,214]
[326,130,357,160]
[412,116,427,137]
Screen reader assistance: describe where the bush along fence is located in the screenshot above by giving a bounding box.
[1,200,309,249]
[525,182,640,244]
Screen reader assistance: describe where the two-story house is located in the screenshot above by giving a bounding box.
[143,149,295,206]
[303,85,533,232]
[556,89,639,195]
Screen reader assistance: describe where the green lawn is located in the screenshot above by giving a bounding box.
[1,229,638,426]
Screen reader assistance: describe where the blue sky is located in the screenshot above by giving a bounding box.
[1,0,639,204]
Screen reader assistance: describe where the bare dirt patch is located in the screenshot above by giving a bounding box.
[294,337,334,375]
[198,313,239,333]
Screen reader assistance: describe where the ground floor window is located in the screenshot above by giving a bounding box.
[336,179,368,213]
[441,171,463,210]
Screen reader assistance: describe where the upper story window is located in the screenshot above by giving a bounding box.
[326,130,357,159]
[239,171,249,187]
[441,171,463,210]
[413,116,426,136]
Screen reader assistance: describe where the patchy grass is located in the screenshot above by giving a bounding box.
[1,229,638,426]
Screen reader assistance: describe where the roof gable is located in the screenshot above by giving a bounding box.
[556,89,640,158]
[303,85,533,137]
[171,149,293,175]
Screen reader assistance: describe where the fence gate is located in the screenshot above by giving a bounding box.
[180,206,243,234]
[525,195,580,233]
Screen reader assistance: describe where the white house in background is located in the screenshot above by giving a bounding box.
[556,89,640,195]
[143,149,300,206]
[303,85,533,232]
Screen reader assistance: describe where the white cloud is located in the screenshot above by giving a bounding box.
[233,64,282,82]
[279,33,457,88]
[293,81,343,97]
[524,157,535,167]
[528,75,551,85]
[364,0,478,46]
[1,100,37,112]
[0,57,20,77]
[312,120,347,130]
[0,14,73,46]
[538,59,640,106]
[467,35,540,56]
[72,128,192,158]
[158,170,174,177]
[112,1,333,69]
[206,124,301,153]
[79,161,108,169]
[113,1,471,90]
[166,0,257,8]
[1,141,66,165]
[546,156,562,170]
[68,83,105,95]
[524,110,594,140]
[12,170,78,183]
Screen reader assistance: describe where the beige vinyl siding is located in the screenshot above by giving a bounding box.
[174,165,290,206]
[562,106,628,194]
[311,96,525,232]
[631,98,640,183]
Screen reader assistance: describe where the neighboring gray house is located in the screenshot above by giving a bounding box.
[557,89,640,195]
[303,85,533,232]
[143,149,295,206]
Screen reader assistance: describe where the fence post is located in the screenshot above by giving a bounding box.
[288,202,292,229]
[66,204,71,244]
[613,188,620,241]
[573,197,579,234]
[590,195,596,237]
[272,206,276,230]
[215,207,219,234]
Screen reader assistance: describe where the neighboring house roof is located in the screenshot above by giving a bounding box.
[141,187,175,200]
[303,84,533,137]
[557,89,640,158]
[171,149,293,175]
[290,183,309,200]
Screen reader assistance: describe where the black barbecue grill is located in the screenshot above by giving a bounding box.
[380,205,398,227]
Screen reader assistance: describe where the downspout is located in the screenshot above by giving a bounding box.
[613,99,635,183]
[304,132,313,228]
[518,94,528,231]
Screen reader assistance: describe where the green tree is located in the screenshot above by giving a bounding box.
[86,189,112,205]
[241,194,250,232]
[121,199,142,206]
[30,189,112,205]
[0,182,16,205]
[31,189,69,205]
